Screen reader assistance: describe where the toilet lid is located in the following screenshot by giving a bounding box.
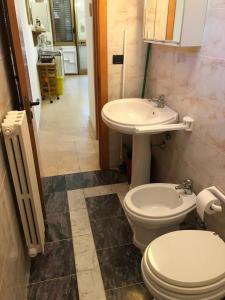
[146,230,225,288]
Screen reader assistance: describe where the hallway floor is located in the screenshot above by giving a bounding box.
[38,76,99,177]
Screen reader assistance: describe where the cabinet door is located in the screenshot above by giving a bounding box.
[154,0,169,41]
[144,0,157,40]
[173,0,185,42]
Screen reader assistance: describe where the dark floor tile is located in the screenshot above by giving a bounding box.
[97,244,142,290]
[65,172,99,190]
[28,275,79,300]
[86,194,124,220]
[65,170,127,190]
[42,177,53,194]
[106,284,153,300]
[30,240,75,283]
[52,175,66,192]
[44,192,68,215]
[45,213,72,242]
[94,170,128,185]
[90,216,133,250]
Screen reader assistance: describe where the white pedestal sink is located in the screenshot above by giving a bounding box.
[101,99,178,188]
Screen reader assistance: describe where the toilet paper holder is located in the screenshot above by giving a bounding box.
[206,186,224,213]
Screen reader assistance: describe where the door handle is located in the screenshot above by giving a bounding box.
[30,99,40,107]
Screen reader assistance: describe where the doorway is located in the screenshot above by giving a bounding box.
[23,0,100,177]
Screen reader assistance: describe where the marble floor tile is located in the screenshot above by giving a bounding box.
[70,209,92,237]
[68,189,86,211]
[94,170,128,186]
[77,269,106,300]
[90,216,133,250]
[42,176,66,194]
[65,171,99,190]
[44,192,68,215]
[85,194,125,220]
[74,237,99,272]
[73,233,95,262]
[42,177,53,194]
[30,240,75,283]
[106,284,153,300]
[97,244,143,290]
[65,170,128,191]
[45,213,72,243]
[83,185,113,198]
[28,275,79,300]
[52,175,66,192]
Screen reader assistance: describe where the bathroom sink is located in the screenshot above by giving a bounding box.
[101,98,179,188]
[101,98,178,134]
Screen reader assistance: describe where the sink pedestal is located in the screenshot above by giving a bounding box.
[131,135,151,188]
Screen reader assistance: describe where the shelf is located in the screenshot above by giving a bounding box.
[32,28,46,46]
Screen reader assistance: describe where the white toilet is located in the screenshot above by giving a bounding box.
[142,230,225,300]
[124,183,196,252]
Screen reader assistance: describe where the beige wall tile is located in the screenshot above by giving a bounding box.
[107,0,146,167]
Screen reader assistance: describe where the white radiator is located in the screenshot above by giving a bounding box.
[2,111,45,257]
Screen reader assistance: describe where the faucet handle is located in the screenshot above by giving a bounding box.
[159,94,165,100]
[183,178,193,187]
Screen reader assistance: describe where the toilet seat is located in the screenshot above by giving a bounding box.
[142,231,225,299]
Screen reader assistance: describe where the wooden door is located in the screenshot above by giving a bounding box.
[4,0,45,215]
[92,0,109,169]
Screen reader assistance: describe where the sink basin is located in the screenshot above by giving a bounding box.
[102,98,178,134]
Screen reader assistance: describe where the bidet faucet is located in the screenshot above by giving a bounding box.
[150,95,165,108]
[175,178,193,195]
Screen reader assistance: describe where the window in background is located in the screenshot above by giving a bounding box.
[50,0,74,45]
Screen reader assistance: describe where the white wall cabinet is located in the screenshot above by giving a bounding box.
[144,0,208,47]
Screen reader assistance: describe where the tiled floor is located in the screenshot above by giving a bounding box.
[28,170,134,300]
[28,190,79,300]
[85,193,152,299]
[39,76,99,177]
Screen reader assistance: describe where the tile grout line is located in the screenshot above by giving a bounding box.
[105,281,145,292]
[29,274,76,286]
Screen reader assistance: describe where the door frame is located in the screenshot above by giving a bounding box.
[5,0,109,171]
[92,0,109,169]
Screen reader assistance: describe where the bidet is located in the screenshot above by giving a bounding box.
[124,183,196,252]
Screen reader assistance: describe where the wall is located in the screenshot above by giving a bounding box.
[146,1,225,237]
[0,16,29,300]
[85,0,96,136]
[107,0,146,167]
[18,0,42,130]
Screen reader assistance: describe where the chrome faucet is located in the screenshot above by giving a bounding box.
[175,178,193,195]
[150,95,165,108]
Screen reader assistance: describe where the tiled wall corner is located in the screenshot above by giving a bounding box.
[0,21,30,300]
[107,0,146,167]
[147,2,225,237]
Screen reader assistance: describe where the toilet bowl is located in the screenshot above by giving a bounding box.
[124,183,196,251]
[141,230,225,300]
